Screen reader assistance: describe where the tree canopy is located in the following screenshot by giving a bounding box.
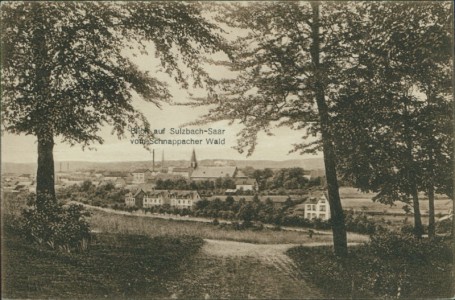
[190,1,453,249]
[331,1,453,237]
[1,2,227,208]
[2,2,225,145]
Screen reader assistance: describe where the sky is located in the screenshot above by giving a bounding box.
[1,105,320,163]
[1,53,320,163]
[1,101,320,163]
[1,10,322,164]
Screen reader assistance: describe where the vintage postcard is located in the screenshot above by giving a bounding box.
[1,1,453,299]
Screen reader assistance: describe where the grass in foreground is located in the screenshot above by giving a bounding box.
[2,227,324,299]
[287,237,453,299]
[2,228,203,299]
[89,209,337,244]
[161,252,323,299]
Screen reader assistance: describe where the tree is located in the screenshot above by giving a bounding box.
[252,168,274,190]
[237,202,256,223]
[192,1,363,256]
[1,2,225,210]
[332,2,452,238]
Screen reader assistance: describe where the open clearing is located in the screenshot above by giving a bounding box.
[167,239,325,299]
[86,203,369,245]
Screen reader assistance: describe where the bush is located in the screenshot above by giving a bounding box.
[369,229,452,262]
[20,196,91,253]
[436,217,453,235]
[288,229,453,299]
[344,210,378,234]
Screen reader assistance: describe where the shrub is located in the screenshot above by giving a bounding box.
[369,229,452,262]
[20,195,91,253]
[436,217,453,235]
[344,210,378,234]
[289,229,453,299]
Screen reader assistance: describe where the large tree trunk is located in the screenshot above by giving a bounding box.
[36,133,56,211]
[403,99,423,238]
[410,185,424,238]
[32,4,56,211]
[310,1,348,257]
[427,185,436,239]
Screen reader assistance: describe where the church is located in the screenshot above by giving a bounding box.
[176,149,247,181]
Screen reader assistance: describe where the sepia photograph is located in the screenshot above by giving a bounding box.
[1,1,454,299]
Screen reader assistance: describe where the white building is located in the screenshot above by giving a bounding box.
[125,189,201,209]
[169,190,201,209]
[143,190,169,208]
[304,193,330,221]
[125,192,136,207]
[235,178,259,191]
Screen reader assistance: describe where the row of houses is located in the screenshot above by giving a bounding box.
[125,188,331,220]
[125,189,201,209]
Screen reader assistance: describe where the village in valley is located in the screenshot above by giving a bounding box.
[3,149,452,231]
[2,1,453,299]
[2,149,334,221]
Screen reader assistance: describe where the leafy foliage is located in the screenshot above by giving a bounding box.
[3,230,204,299]
[1,2,225,144]
[1,2,227,206]
[20,193,91,252]
[288,231,453,298]
[331,2,453,237]
[58,180,128,207]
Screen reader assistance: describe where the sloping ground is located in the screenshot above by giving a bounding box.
[202,239,310,295]
[2,230,204,299]
[164,239,324,299]
[189,239,365,299]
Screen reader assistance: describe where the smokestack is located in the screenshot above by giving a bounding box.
[161,150,165,171]
[60,162,62,172]
[67,162,69,171]
[152,149,155,172]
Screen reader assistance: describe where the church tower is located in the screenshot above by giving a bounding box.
[190,149,198,169]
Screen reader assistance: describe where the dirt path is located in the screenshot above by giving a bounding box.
[201,239,329,298]
[78,202,363,298]
[203,239,301,278]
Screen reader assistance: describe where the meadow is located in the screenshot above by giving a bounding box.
[338,187,452,216]
[2,228,204,299]
[88,209,343,245]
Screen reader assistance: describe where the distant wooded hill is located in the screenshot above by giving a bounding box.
[2,157,324,174]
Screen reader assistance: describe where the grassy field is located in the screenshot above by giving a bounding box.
[2,228,203,299]
[160,251,322,299]
[339,187,452,215]
[2,225,324,299]
[89,209,343,244]
[287,242,453,299]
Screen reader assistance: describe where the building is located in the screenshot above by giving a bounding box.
[114,177,127,188]
[235,178,258,191]
[143,190,169,208]
[131,169,153,184]
[190,166,238,181]
[125,189,201,209]
[168,190,201,209]
[189,149,238,180]
[304,193,330,220]
[169,167,191,178]
[206,195,300,208]
[125,191,139,207]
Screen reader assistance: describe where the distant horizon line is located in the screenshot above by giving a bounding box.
[1,156,324,164]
